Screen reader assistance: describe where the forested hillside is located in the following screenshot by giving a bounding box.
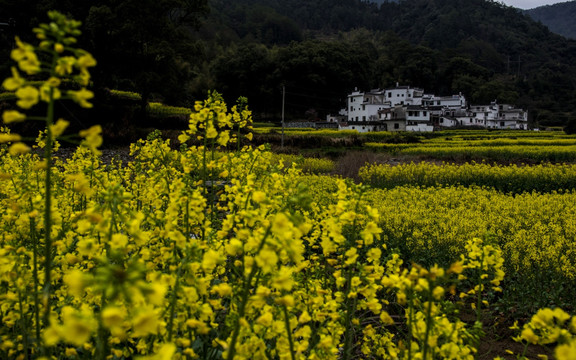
[198,0,576,127]
[1,0,576,128]
[526,1,576,40]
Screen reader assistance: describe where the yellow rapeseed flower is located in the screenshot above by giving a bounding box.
[2,110,26,124]
[138,343,176,360]
[132,307,160,337]
[274,295,295,307]
[146,283,167,306]
[63,269,85,297]
[298,310,312,324]
[40,83,62,102]
[555,339,576,360]
[50,118,69,137]
[255,248,278,274]
[380,311,394,326]
[521,327,539,344]
[11,37,34,61]
[2,67,25,91]
[202,249,223,272]
[60,306,97,347]
[432,286,445,300]
[252,191,266,203]
[68,88,94,108]
[0,133,21,143]
[43,325,62,347]
[55,56,76,76]
[76,52,97,69]
[12,37,41,74]
[15,86,39,109]
[256,312,274,327]
[8,142,31,155]
[79,125,103,154]
[211,283,233,297]
[102,306,125,328]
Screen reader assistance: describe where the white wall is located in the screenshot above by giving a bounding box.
[406,123,434,132]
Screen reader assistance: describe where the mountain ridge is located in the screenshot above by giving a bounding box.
[526,1,576,39]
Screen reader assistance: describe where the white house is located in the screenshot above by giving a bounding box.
[337,85,528,132]
[339,121,387,133]
[469,102,528,129]
[422,94,466,109]
[377,106,407,132]
[383,85,424,107]
[347,89,388,122]
[405,106,434,132]
[486,103,528,129]
[346,84,424,122]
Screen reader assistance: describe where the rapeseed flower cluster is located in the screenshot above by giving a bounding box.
[398,145,576,163]
[360,161,576,193]
[509,307,576,360]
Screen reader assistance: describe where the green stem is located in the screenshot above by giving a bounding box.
[407,290,414,360]
[42,87,55,328]
[17,286,29,360]
[167,196,191,340]
[167,249,189,341]
[421,291,434,360]
[342,193,363,360]
[95,293,108,360]
[473,252,486,360]
[225,269,254,360]
[342,269,357,360]
[226,225,272,360]
[282,305,296,360]
[476,251,486,325]
[201,123,208,243]
[29,211,41,347]
[209,137,216,222]
[237,125,241,152]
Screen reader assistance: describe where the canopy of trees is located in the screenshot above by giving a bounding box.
[2,0,575,128]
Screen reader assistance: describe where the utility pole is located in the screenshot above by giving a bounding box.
[281,85,285,149]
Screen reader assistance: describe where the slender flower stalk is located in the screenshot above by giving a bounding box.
[282,305,296,360]
[42,86,54,328]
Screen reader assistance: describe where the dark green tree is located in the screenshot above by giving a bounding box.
[82,0,208,108]
[211,43,276,117]
[273,40,376,118]
[1,0,208,114]
[563,114,576,134]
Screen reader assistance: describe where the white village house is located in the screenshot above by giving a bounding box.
[331,84,528,132]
